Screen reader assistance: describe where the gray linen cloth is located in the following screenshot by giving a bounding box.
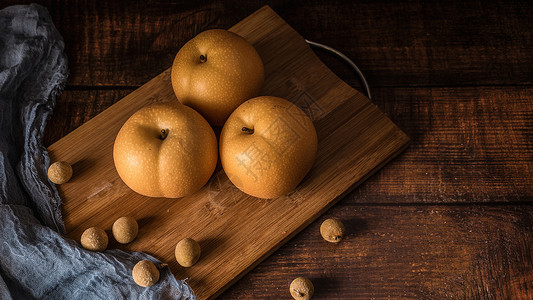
[0,4,195,299]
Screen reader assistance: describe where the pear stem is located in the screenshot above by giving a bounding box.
[199,54,207,63]
[242,127,254,134]
[160,129,168,140]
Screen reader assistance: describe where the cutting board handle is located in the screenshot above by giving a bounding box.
[305,39,372,100]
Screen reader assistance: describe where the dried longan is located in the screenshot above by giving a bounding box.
[132,260,160,287]
[175,238,201,267]
[112,216,138,244]
[320,218,345,243]
[290,277,314,300]
[80,227,108,251]
[47,161,72,184]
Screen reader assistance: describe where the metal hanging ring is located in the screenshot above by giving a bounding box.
[305,39,371,100]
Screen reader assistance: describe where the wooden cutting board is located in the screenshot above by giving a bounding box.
[48,6,409,299]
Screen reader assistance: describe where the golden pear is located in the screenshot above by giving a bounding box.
[171,29,264,126]
[113,102,218,198]
[220,96,317,199]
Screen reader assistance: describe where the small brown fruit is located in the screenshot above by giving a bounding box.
[47,161,72,184]
[132,260,160,287]
[175,238,201,267]
[80,227,108,251]
[320,218,345,243]
[112,216,138,244]
[290,277,314,300]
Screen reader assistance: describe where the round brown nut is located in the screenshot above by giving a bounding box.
[112,216,138,244]
[320,218,345,243]
[175,238,201,267]
[80,227,108,251]
[290,277,314,300]
[47,161,73,184]
[132,260,160,287]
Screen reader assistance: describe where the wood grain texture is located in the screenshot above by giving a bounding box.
[47,6,409,299]
[1,0,531,87]
[355,86,533,203]
[45,87,533,203]
[219,205,533,299]
[44,89,133,146]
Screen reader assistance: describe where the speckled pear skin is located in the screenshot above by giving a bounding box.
[220,96,318,199]
[171,29,264,126]
[113,102,218,198]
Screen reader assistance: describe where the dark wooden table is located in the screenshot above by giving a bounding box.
[3,0,531,298]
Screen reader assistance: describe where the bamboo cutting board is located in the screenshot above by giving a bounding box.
[48,6,409,299]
